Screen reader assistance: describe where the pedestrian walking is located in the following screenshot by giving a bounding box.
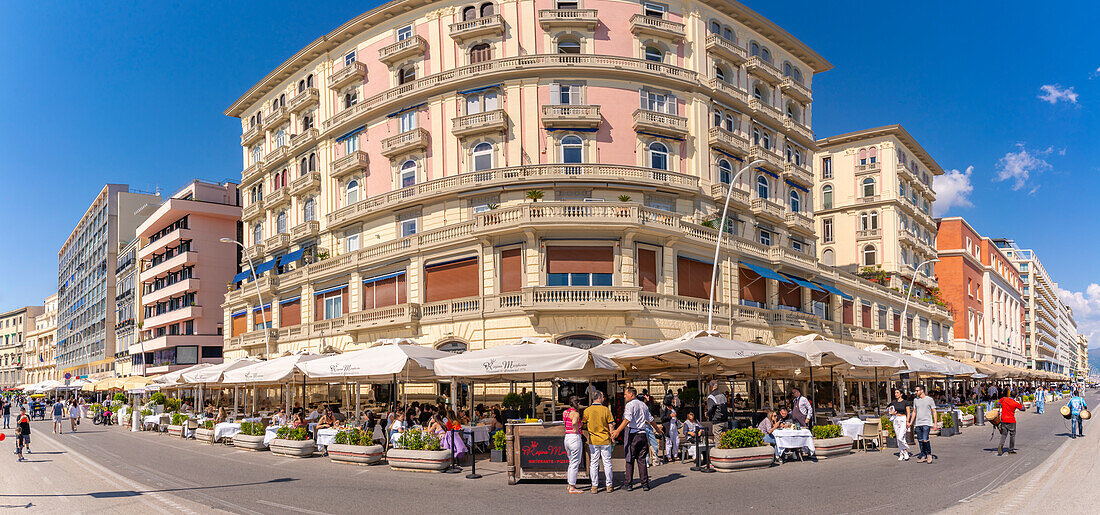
[1068,391,1087,439]
[612,387,662,491]
[1035,386,1046,414]
[888,388,913,461]
[562,396,584,494]
[2,397,10,429]
[705,381,730,433]
[997,391,1023,456]
[14,407,30,461]
[582,390,615,493]
[69,399,81,433]
[52,398,65,434]
[911,385,937,463]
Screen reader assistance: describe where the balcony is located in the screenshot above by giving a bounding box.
[710,183,750,208]
[451,109,509,137]
[783,116,813,144]
[242,160,264,186]
[330,150,369,179]
[854,162,881,175]
[288,88,319,113]
[707,78,748,107]
[745,56,782,85]
[289,128,319,154]
[237,329,279,350]
[780,76,812,103]
[783,161,813,187]
[291,220,319,240]
[142,278,201,307]
[705,34,747,65]
[328,61,367,90]
[769,245,816,272]
[263,145,291,171]
[289,171,320,196]
[345,304,420,332]
[522,287,642,313]
[449,14,505,43]
[264,233,290,252]
[265,188,290,209]
[748,144,783,172]
[143,306,202,329]
[242,200,264,221]
[785,211,814,235]
[856,228,881,241]
[378,35,428,66]
[629,14,685,41]
[138,227,192,260]
[632,109,688,139]
[241,123,264,146]
[538,9,599,30]
[708,126,749,157]
[540,104,601,128]
[244,244,264,262]
[750,198,785,223]
[857,194,881,204]
[380,128,430,158]
[748,98,783,126]
[268,106,289,126]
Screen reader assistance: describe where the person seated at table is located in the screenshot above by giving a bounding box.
[757,410,782,462]
[203,405,215,419]
[316,410,336,430]
[290,412,306,429]
[776,407,793,428]
[306,406,322,421]
[418,405,434,427]
[272,409,287,426]
[332,407,347,423]
[682,411,702,443]
[388,411,408,446]
[214,407,227,424]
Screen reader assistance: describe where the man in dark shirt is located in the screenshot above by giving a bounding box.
[15,408,31,461]
[2,398,10,428]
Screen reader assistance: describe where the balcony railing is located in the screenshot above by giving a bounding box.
[783,161,813,186]
[288,88,318,112]
[291,220,319,240]
[289,171,320,196]
[705,34,747,64]
[538,9,599,30]
[748,98,783,125]
[540,104,601,128]
[749,144,783,171]
[856,228,881,240]
[523,287,642,312]
[783,116,813,143]
[264,233,290,252]
[785,211,814,234]
[268,106,289,126]
[780,76,812,103]
[449,14,505,42]
[328,61,367,90]
[242,160,264,186]
[240,123,264,146]
[710,183,751,207]
[632,109,688,138]
[750,198,785,223]
[330,150,369,178]
[380,128,430,158]
[708,126,749,157]
[708,77,749,107]
[265,188,289,208]
[345,304,420,331]
[855,162,881,174]
[745,56,781,84]
[452,109,509,137]
[629,14,685,41]
[242,200,264,221]
[262,145,290,172]
[378,35,428,65]
[244,244,264,261]
[289,128,319,154]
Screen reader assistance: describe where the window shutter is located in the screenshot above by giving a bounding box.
[570,85,582,105]
[640,89,647,110]
[667,95,677,115]
[549,83,560,105]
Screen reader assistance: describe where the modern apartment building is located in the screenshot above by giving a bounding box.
[937,218,1024,367]
[23,295,58,384]
[113,237,140,377]
[0,306,44,387]
[57,184,160,380]
[1074,334,1088,380]
[133,180,239,375]
[814,125,942,296]
[221,0,951,359]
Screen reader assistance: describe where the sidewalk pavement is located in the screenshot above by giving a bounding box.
[943,417,1097,514]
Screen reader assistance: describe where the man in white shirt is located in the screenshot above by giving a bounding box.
[911,385,938,464]
[611,387,662,491]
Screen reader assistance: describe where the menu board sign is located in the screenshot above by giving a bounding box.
[518,436,569,469]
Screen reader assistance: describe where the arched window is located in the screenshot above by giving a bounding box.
[862,245,877,266]
[344,91,357,109]
[462,6,477,20]
[308,153,316,172]
[750,42,761,57]
[303,197,315,222]
[761,47,771,62]
[398,67,416,85]
[346,179,360,205]
[470,43,492,63]
[725,113,736,132]
[279,94,285,107]
[786,102,800,122]
[722,27,733,41]
[762,131,771,149]
[256,111,263,124]
[557,39,580,54]
[868,146,878,164]
[717,159,733,184]
[252,223,263,245]
[299,158,308,176]
[561,135,583,164]
[713,108,723,127]
[859,148,868,165]
[473,142,494,171]
[790,67,803,84]
[753,85,765,100]
[869,211,879,230]
[272,99,279,110]
[437,340,468,354]
[306,74,314,88]
[862,177,876,197]
[644,46,663,62]
[480,2,495,17]
[784,62,793,78]
[301,114,313,130]
[710,21,721,34]
[249,115,256,128]
[822,184,833,209]
[400,160,417,187]
[298,80,305,93]
[277,211,287,234]
[756,175,770,199]
[859,211,869,231]
[556,334,603,349]
[648,141,668,170]
[822,248,835,266]
[789,190,801,212]
[715,65,727,83]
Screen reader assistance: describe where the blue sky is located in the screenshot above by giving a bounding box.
[1,0,1098,338]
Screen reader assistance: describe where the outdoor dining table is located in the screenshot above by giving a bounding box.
[264,425,284,446]
[316,428,339,447]
[462,425,491,445]
[838,417,865,441]
[214,422,242,441]
[773,428,815,456]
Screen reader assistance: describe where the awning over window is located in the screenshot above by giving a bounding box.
[335,126,366,143]
[252,304,271,312]
[786,180,809,193]
[779,273,824,292]
[739,261,792,284]
[757,167,779,179]
[231,271,251,284]
[456,84,502,95]
[385,102,427,118]
[545,127,599,132]
[278,247,306,266]
[254,259,277,275]
[362,271,405,284]
[813,281,854,300]
[635,130,685,142]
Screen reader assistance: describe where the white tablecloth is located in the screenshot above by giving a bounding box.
[240,417,261,424]
[462,425,491,444]
[143,414,161,425]
[264,425,283,446]
[839,417,865,441]
[773,428,815,455]
[316,428,338,446]
[214,422,241,440]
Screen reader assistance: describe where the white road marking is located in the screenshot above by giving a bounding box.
[257,499,334,515]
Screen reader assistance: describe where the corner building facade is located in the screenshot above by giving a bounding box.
[223,0,952,357]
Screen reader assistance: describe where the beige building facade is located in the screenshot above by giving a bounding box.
[1,306,44,387]
[23,295,58,384]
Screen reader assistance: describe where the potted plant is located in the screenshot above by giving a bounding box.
[490,430,507,462]
[232,421,269,451]
[271,426,316,458]
[617,194,632,202]
[386,429,451,472]
[937,412,956,437]
[328,428,383,465]
[167,412,189,437]
[150,392,167,414]
[959,405,976,427]
[811,424,853,458]
[501,392,540,419]
[881,416,898,448]
[195,420,216,444]
[525,189,544,202]
[710,428,773,471]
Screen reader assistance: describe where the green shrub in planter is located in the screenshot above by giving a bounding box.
[396,429,442,450]
[501,393,524,411]
[113,392,127,403]
[275,426,311,441]
[881,416,895,438]
[170,413,189,426]
[717,428,763,449]
[811,424,842,439]
[939,413,955,429]
[333,428,372,446]
[200,420,214,430]
[240,421,266,436]
[150,392,167,406]
[1021,395,1035,403]
[140,409,153,417]
[960,405,978,416]
[492,430,506,451]
[165,398,182,413]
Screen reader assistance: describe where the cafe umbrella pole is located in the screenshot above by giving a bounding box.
[467,380,482,480]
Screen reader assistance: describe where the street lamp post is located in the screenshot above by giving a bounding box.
[899,258,940,350]
[707,160,766,333]
[220,238,271,359]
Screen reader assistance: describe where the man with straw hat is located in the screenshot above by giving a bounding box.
[1068,390,1087,439]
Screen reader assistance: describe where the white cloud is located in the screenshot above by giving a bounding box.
[995,145,1052,191]
[1091,67,1100,79]
[933,166,974,216]
[1058,285,1100,341]
[1038,84,1078,104]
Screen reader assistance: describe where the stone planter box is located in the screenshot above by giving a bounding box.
[884,436,898,448]
[271,438,317,458]
[960,414,974,427]
[194,427,215,444]
[940,426,957,437]
[490,449,506,462]
[1024,402,1033,409]
[711,446,774,471]
[328,443,383,465]
[814,437,854,458]
[232,433,268,451]
[386,448,453,472]
[167,424,184,437]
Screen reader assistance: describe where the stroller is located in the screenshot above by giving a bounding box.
[94,408,114,425]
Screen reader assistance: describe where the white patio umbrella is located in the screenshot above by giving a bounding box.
[780,334,906,416]
[181,357,263,385]
[608,330,809,374]
[222,352,325,385]
[153,363,215,386]
[865,345,953,376]
[296,342,451,382]
[904,350,977,377]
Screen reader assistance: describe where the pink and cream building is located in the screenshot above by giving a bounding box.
[222,0,951,357]
[133,181,240,374]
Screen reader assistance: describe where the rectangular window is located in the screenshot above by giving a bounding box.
[642,91,671,114]
[676,256,712,299]
[878,306,887,330]
[345,51,356,66]
[280,298,301,327]
[546,246,613,287]
[643,2,665,17]
[552,83,583,105]
[176,346,198,365]
[345,136,358,154]
[401,166,416,188]
[397,25,413,40]
[399,212,418,237]
[638,248,658,292]
[399,111,416,132]
[645,195,675,212]
[346,233,360,252]
[791,239,804,253]
[500,248,523,293]
[470,194,498,214]
[822,157,832,179]
[362,273,407,310]
[822,218,833,243]
[424,257,480,302]
[758,230,771,246]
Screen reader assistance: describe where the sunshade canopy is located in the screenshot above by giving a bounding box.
[223,353,325,384]
[903,350,977,377]
[434,337,620,381]
[864,346,953,376]
[608,330,809,375]
[297,342,452,382]
[779,334,905,377]
[181,358,263,385]
[153,363,215,385]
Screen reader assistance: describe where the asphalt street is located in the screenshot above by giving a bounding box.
[0,391,1092,514]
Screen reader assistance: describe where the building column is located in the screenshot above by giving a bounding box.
[524,231,539,289]
[301,285,314,325]
[407,256,422,304]
[271,295,281,328]
[620,233,636,288]
[765,279,778,309]
[801,287,811,314]
[481,240,495,296]
[661,244,677,296]
[348,271,361,312]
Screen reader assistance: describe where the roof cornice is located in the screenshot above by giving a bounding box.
[816,124,944,176]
